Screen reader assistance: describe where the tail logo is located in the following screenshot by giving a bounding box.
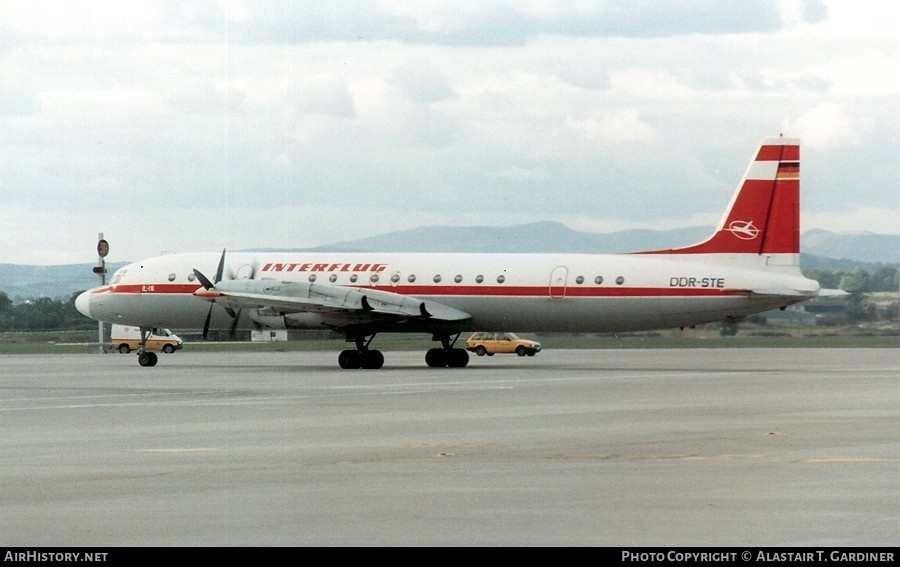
[726,220,761,240]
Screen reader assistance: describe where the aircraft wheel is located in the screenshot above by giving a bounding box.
[138,352,158,367]
[118,344,131,354]
[360,350,384,369]
[475,346,487,356]
[448,348,469,368]
[425,348,447,368]
[338,350,361,369]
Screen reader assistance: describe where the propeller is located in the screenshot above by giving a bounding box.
[194,249,237,340]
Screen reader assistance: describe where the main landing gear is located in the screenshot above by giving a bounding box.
[337,333,470,369]
[425,333,469,368]
[338,335,385,369]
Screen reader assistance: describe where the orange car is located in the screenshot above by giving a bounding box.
[465,332,541,357]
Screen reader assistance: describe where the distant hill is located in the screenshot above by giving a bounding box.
[309,222,712,254]
[0,263,127,302]
[801,228,899,264]
[1,225,896,300]
[298,223,899,265]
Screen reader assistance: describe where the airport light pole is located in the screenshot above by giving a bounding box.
[93,234,109,354]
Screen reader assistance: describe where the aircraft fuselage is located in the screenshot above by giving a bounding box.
[77,250,817,334]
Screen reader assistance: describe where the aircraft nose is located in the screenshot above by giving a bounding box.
[75,291,92,319]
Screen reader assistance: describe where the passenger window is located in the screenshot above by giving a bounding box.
[370,274,379,283]
[594,276,603,285]
[475,275,484,283]
[308,274,316,282]
[329,274,337,283]
[575,275,584,284]
[454,275,462,283]
[350,274,358,283]
[497,275,505,283]
[408,274,416,283]
[391,273,400,283]
[433,275,442,283]
[616,276,624,285]
[168,273,176,282]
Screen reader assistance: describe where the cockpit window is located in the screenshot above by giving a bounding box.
[110,268,127,285]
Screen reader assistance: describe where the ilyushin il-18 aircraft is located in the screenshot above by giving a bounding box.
[76,135,823,369]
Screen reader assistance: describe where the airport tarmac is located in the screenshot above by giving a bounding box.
[1,347,897,547]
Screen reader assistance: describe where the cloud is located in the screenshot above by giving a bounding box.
[790,102,872,149]
[1,0,793,47]
[378,0,787,44]
[485,166,549,181]
[0,0,897,266]
[163,82,247,115]
[565,109,657,144]
[390,62,455,103]
[0,82,42,116]
[293,76,357,118]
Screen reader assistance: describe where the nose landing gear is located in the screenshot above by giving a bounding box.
[138,351,158,367]
[136,327,158,367]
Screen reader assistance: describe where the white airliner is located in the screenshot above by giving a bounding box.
[76,135,821,369]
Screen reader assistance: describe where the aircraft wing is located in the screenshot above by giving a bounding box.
[194,279,471,322]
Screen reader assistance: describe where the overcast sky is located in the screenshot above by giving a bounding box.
[1,0,897,265]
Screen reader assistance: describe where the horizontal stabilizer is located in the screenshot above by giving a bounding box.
[722,287,818,298]
[751,288,818,298]
[816,288,850,297]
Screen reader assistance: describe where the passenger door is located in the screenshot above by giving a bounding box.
[549,266,568,298]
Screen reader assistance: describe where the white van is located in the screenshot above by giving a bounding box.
[111,325,183,354]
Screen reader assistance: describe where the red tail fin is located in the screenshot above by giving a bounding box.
[641,136,800,255]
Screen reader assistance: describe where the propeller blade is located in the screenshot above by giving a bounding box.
[215,248,226,284]
[193,269,215,291]
[196,249,232,341]
[229,309,242,339]
[202,305,213,340]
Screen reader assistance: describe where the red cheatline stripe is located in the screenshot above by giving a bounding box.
[97,284,204,294]
[97,283,747,299]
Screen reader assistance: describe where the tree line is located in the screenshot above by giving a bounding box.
[802,266,898,293]
[0,294,96,332]
[0,266,896,332]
